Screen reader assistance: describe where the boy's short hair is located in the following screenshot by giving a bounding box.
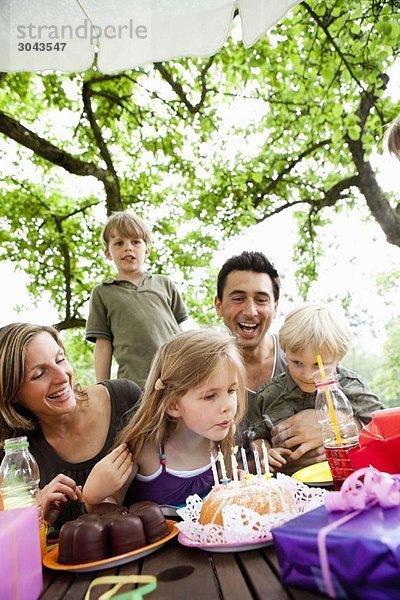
[279,303,352,361]
[216,251,281,301]
[101,211,152,249]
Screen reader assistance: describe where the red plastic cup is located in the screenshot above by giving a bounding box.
[325,441,360,490]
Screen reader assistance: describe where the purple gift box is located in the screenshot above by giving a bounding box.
[0,507,43,600]
[272,504,400,599]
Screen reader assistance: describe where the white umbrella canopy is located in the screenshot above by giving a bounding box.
[0,0,302,74]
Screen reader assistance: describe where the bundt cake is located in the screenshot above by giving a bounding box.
[199,476,297,526]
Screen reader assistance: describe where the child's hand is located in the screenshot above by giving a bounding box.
[287,444,326,466]
[83,444,133,507]
[268,447,292,473]
[39,474,83,524]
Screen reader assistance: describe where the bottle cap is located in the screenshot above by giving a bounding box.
[4,436,29,450]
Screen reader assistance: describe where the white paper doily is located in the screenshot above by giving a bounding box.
[176,474,327,545]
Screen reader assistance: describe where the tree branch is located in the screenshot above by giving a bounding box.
[154,55,214,114]
[256,199,306,222]
[256,175,360,223]
[302,2,366,92]
[54,317,87,331]
[82,81,122,213]
[354,74,388,128]
[254,138,331,207]
[346,133,400,245]
[0,110,108,180]
[319,175,361,207]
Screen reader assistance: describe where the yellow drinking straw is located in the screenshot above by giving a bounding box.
[316,355,342,445]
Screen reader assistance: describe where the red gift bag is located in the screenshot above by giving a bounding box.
[349,408,400,473]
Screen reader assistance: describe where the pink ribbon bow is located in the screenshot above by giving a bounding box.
[325,466,400,512]
[318,467,400,598]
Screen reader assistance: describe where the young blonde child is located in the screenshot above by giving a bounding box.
[83,328,247,509]
[248,303,383,474]
[85,211,188,388]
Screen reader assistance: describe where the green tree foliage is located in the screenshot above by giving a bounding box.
[342,346,382,387]
[368,268,400,406]
[0,0,399,332]
[207,0,400,295]
[371,317,400,406]
[62,328,94,387]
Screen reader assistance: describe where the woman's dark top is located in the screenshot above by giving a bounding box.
[18,379,141,527]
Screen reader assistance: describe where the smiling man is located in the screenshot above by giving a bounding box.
[214,251,286,441]
[214,253,324,471]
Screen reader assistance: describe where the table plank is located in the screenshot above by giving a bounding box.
[263,545,281,571]
[211,552,253,599]
[40,538,327,599]
[59,573,94,600]
[141,540,220,599]
[40,571,76,600]
[41,567,121,600]
[41,569,58,596]
[237,551,291,600]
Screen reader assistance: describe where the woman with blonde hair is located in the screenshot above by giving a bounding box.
[83,328,247,509]
[0,323,141,526]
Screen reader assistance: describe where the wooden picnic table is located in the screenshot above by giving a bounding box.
[40,537,324,599]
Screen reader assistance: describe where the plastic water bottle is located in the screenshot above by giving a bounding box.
[0,436,40,509]
[315,377,360,490]
[0,436,47,554]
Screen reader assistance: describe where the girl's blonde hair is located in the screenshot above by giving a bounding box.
[0,323,86,443]
[101,211,152,249]
[279,303,351,361]
[115,328,247,464]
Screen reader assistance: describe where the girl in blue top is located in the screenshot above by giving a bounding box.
[83,328,247,509]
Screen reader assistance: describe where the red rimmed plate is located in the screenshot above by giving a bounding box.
[43,520,178,573]
[178,532,273,553]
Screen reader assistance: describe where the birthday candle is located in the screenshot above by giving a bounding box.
[253,446,262,476]
[218,446,228,481]
[261,440,270,475]
[231,451,239,482]
[210,451,219,486]
[240,446,249,475]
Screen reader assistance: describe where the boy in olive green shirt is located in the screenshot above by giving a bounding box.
[86,212,188,388]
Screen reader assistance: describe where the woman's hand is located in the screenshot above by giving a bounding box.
[83,444,134,508]
[39,474,83,524]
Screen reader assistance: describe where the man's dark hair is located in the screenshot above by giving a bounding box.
[216,251,281,301]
